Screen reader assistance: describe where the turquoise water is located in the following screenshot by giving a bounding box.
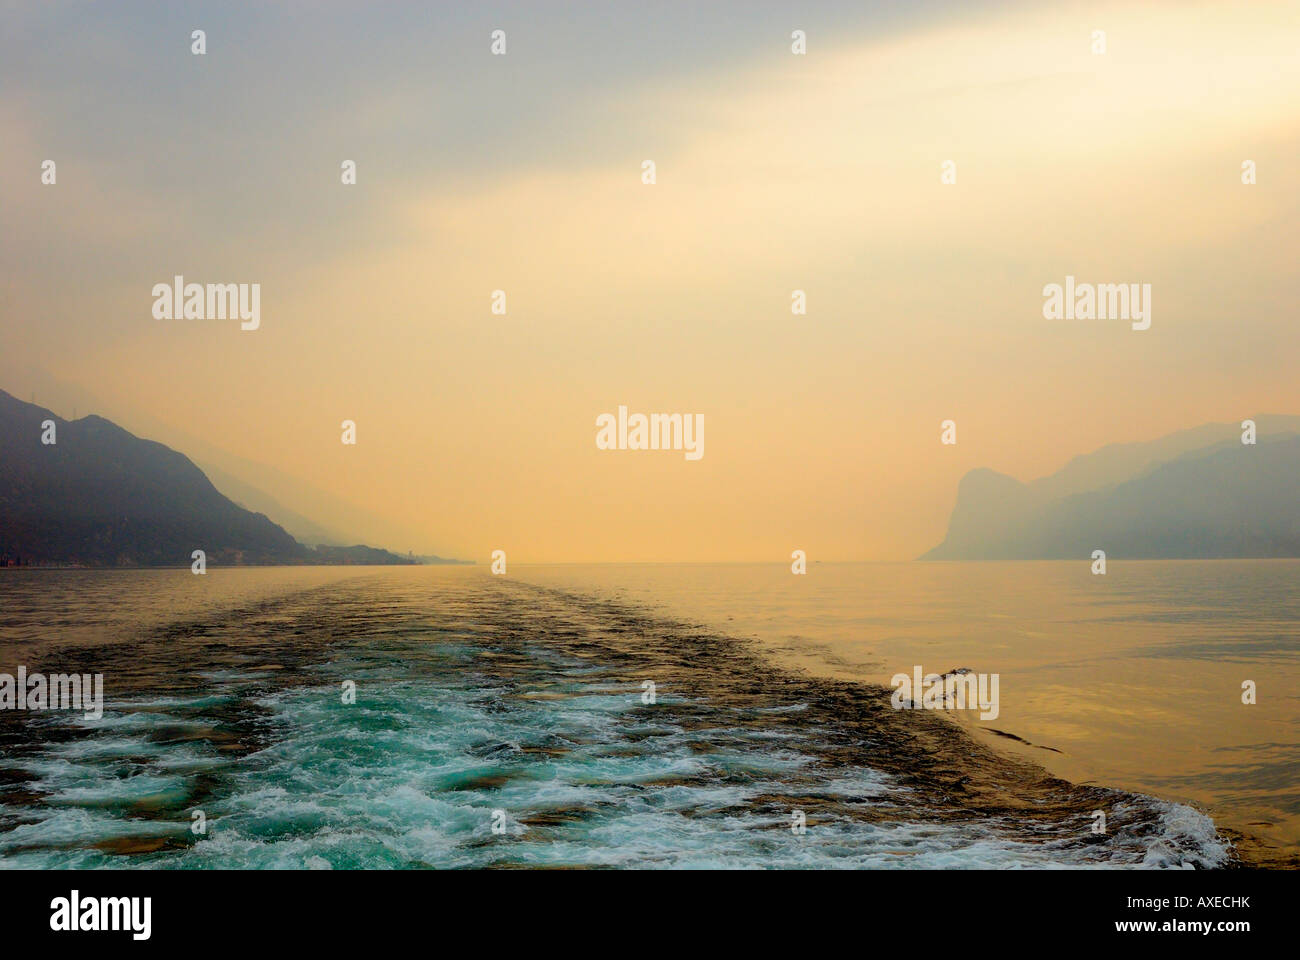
[0,568,1231,868]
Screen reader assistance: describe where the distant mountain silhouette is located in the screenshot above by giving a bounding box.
[312,544,419,565]
[0,389,414,567]
[922,418,1300,560]
[197,458,353,547]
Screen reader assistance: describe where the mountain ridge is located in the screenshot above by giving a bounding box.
[923,418,1300,560]
[0,389,421,567]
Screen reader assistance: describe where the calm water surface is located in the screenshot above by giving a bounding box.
[515,560,1300,864]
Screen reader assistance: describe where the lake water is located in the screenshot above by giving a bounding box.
[0,561,1293,868]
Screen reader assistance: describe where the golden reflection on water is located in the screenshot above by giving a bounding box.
[511,560,1300,864]
[0,561,1295,866]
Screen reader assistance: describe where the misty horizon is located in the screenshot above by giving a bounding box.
[4,0,1297,563]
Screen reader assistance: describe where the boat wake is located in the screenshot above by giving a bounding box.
[0,575,1232,869]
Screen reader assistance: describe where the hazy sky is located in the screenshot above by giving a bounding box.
[2,0,1298,561]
